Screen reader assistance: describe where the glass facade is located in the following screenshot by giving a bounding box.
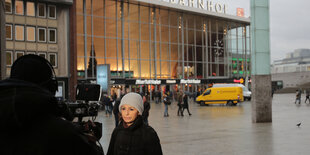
[76,0,250,80]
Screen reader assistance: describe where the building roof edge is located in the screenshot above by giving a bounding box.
[38,0,73,5]
[132,0,250,24]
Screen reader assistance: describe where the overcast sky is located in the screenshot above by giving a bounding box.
[269,0,310,62]
[224,0,310,63]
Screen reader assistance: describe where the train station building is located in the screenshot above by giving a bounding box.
[2,0,251,100]
[75,0,251,98]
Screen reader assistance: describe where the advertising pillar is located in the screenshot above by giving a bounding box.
[250,0,272,123]
[97,64,111,95]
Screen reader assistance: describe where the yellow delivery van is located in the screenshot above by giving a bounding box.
[196,87,243,106]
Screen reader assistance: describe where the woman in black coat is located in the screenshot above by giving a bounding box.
[142,96,151,125]
[182,94,192,116]
[107,93,162,155]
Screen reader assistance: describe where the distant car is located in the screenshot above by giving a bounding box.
[212,84,252,101]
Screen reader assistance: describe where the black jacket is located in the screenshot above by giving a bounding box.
[102,95,112,106]
[113,98,121,116]
[142,101,150,119]
[0,79,103,155]
[107,116,162,155]
[183,95,189,108]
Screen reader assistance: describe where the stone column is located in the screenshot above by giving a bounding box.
[251,0,272,123]
[69,0,77,101]
[0,0,6,79]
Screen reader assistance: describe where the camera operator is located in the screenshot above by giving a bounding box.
[0,55,104,155]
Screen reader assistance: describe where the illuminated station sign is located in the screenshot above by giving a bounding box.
[161,0,228,14]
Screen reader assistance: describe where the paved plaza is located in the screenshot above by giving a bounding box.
[95,93,310,155]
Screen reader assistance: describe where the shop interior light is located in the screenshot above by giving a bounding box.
[203,24,206,32]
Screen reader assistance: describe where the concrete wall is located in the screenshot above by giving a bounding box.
[56,6,69,77]
[4,3,69,78]
[272,72,310,88]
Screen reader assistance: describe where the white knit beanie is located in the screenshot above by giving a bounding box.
[119,92,144,115]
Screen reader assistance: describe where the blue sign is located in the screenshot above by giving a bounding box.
[97,65,110,92]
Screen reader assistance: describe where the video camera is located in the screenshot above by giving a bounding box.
[66,83,102,122]
[57,83,102,125]
[56,83,103,153]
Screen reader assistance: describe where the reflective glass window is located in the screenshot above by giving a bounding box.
[129,4,138,21]
[38,3,46,17]
[15,25,24,41]
[160,9,169,26]
[6,51,13,66]
[27,27,35,41]
[16,51,24,59]
[76,0,83,13]
[48,5,56,19]
[49,53,57,67]
[38,28,46,42]
[5,0,12,13]
[105,0,115,18]
[140,6,149,23]
[93,17,104,36]
[48,29,57,43]
[15,0,24,15]
[26,2,35,16]
[38,53,46,58]
[6,24,12,40]
[93,0,104,16]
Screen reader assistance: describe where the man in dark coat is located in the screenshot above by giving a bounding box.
[142,96,151,125]
[113,98,121,127]
[182,94,192,116]
[102,94,112,116]
[295,89,301,104]
[163,91,171,117]
[0,55,103,155]
[177,91,184,116]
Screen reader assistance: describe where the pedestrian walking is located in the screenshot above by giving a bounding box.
[113,90,127,127]
[112,90,117,101]
[305,90,310,103]
[142,95,151,125]
[102,93,113,116]
[113,98,121,127]
[163,91,171,117]
[182,94,192,116]
[155,90,160,104]
[177,91,184,116]
[295,89,301,104]
[0,55,103,155]
[107,93,162,155]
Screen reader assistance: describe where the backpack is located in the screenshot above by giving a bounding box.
[164,97,171,105]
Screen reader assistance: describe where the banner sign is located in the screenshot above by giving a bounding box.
[96,64,110,92]
[180,79,201,84]
[107,78,241,85]
[135,79,161,85]
[166,80,177,84]
[160,0,227,14]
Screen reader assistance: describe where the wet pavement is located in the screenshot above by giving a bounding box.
[95,93,310,155]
